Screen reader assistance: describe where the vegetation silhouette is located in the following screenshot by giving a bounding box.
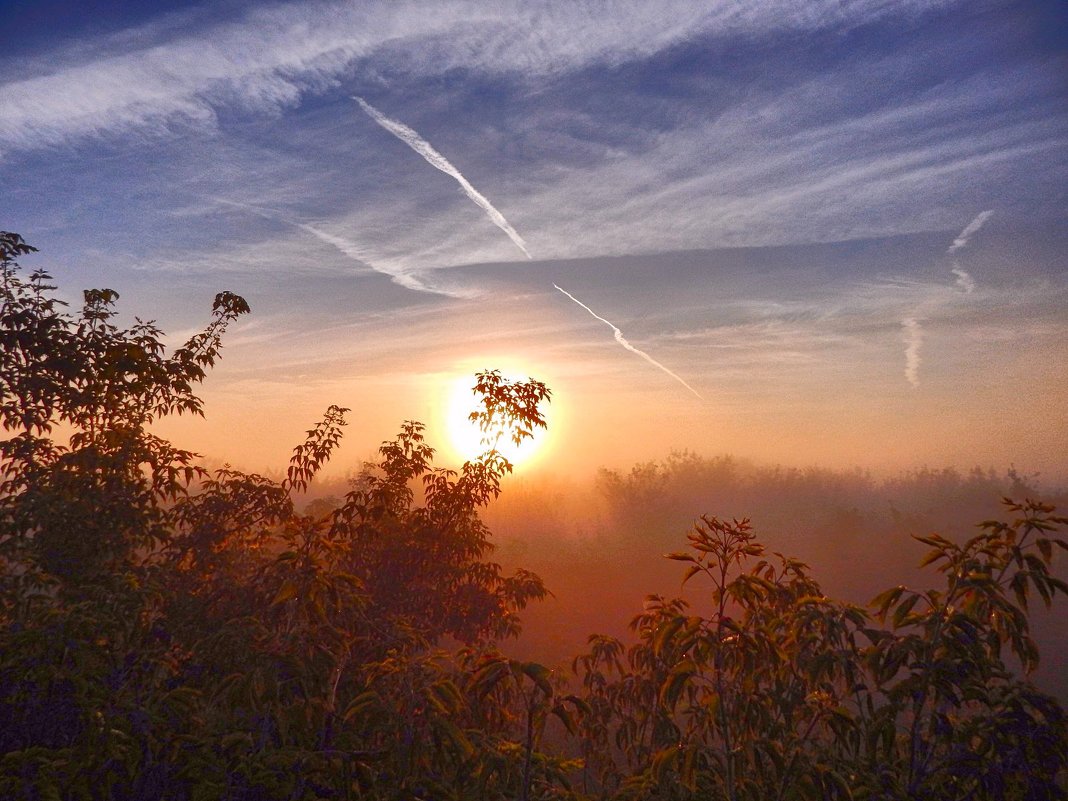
[485,455,1068,698]
[1,232,1065,799]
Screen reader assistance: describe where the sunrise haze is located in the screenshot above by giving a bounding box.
[2,0,1066,482]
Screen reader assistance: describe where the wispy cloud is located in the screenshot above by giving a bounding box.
[4,2,1056,275]
[553,284,703,399]
[354,96,531,259]
[0,0,955,158]
[946,210,992,293]
[902,317,923,388]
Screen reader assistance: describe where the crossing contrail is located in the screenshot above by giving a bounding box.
[950,265,976,294]
[553,284,703,399]
[946,210,992,294]
[296,222,439,294]
[947,210,994,253]
[354,96,531,260]
[899,211,992,386]
[211,197,459,296]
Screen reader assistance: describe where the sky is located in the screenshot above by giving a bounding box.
[2,0,1067,483]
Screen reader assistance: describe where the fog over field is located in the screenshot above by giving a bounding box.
[288,449,1068,704]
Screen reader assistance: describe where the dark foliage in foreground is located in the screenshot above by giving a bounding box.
[2,232,1066,799]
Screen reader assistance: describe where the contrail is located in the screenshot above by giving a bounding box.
[295,222,437,295]
[947,210,994,253]
[294,222,376,271]
[211,197,457,296]
[553,284,703,400]
[902,317,923,388]
[945,210,992,294]
[354,96,531,260]
[898,212,991,387]
[950,265,976,294]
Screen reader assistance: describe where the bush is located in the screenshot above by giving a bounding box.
[1,232,1064,799]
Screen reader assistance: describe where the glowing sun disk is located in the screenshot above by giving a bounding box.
[443,373,548,468]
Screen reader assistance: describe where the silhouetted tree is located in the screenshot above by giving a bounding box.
[1,232,1064,800]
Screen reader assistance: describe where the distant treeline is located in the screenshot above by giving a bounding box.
[476,454,1068,705]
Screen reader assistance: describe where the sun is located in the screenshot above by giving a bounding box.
[442,372,551,468]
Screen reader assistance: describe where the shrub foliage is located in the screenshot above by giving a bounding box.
[1,232,1065,799]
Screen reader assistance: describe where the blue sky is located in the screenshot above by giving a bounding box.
[2,0,1066,479]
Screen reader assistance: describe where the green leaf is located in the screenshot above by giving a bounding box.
[271,581,298,606]
[681,563,702,586]
[651,745,679,784]
[681,742,700,791]
[472,660,511,698]
[521,661,554,696]
[432,718,475,759]
[870,585,905,619]
[659,658,696,709]
[824,768,854,800]
[550,703,576,735]
[428,680,464,715]
[343,691,381,722]
[919,548,946,568]
[665,551,695,562]
[653,615,686,657]
[891,593,920,628]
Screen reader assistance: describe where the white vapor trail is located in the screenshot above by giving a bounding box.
[553,284,703,399]
[902,317,923,388]
[945,210,992,294]
[950,265,976,294]
[354,96,532,260]
[899,211,990,386]
[212,197,462,296]
[296,223,436,295]
[947,210,994,253]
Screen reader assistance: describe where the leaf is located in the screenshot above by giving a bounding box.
[271,581,299,606]
[891,593,920,628]
[472,660,511,699]
[521,661,554,697]
[653,615,686,657]
[824,768,854,800]
[433,717,476,759]
[550,703,576,735]
[219,732,253,753]
[831,705,854,725]
[681,742,700,791]
[665,551,695,562]
[681,564,702,586]
[914,534,947,547]
[659,658,696,709]
[343,691,382,723]
[428,680,464,716]
[651,745,679,784]
[919,548,946,568]
[870,585,905,620]
[563,694,592,717]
